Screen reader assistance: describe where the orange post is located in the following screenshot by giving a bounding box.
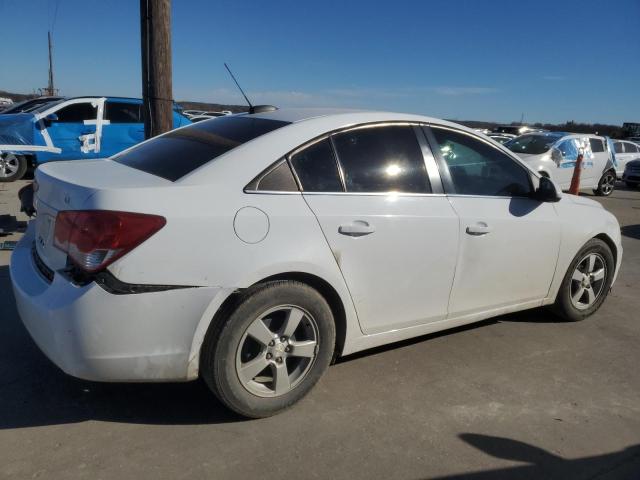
[568,152,584,195]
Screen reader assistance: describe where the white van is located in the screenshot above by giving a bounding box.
[506,132,616,196]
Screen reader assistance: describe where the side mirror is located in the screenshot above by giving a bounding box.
[550,147,563,165]
[42,113,58,126]
[532,176,561,202]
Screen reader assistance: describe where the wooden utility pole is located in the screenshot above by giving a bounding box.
[47,31,55,96]
[140,0,173,139]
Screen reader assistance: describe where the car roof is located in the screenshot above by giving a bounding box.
[179,108,525,185]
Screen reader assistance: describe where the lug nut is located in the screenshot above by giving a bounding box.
[268,340,275,347]
[280,337,286,342]
[266,353,272,359]
[276,357,283,363]
[285,346,292,353]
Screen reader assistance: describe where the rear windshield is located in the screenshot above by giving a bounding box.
[506,134,563,155]
[113,116,290,181]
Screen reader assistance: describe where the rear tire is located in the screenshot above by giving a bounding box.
[552,238,614,322]
[0,154,27,182]
[593,170,615,196]
[200,280,336,418]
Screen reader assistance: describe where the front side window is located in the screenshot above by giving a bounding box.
[589,138,605,153]
[289,138,343,192]
[614,142,624,154]
[556,139,579,160]
[332,125,430,193]
[105,102,142,123]
[54,102,98,123]
[430,127,532,197]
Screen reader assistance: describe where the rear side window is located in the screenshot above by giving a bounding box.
[625,142,639,153]
[614,142,624,153]
[246,160,298,192]
[54,102,97,123]
[589,138,605,153]
[332,125,431,193]
[114,116,290,181]
[105,102,142,123]
[289,138,343,192]
[430,127,531,197]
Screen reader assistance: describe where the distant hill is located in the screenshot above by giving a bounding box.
[0,89,626,137]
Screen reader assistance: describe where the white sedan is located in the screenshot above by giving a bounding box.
[11,108,622,417]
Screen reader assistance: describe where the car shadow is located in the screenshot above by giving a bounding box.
[430,434,640,479]
[0,264,580,430]
[621,224,640,240]
[0,265,244,429]
[0,214,27,237]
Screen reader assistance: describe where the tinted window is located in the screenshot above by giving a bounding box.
[248,160,298,191]
[289,138,343,192]
[431,127,531,197]
[557,139,579,159]
[54,102,97,122]
[114,116,290,181]
[332,126,430,193]
[625,142,639,153]
[614,142,624,153]
[105,102,142,123]
[589,138,605,153]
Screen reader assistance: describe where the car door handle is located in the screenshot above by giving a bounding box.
[466,222,491,236]
[338,220,375,237]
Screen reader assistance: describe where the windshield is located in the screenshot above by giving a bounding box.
[114,115,290,181]
[506,134,563,155]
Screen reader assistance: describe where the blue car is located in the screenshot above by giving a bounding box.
[0,96,191,181]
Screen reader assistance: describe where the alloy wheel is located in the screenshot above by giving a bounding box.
[570,253,607,310]
[600,173,615,195]
[0,154,19,178]
[235,305,319,397]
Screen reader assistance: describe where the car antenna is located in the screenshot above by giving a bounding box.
[224,63,277,114]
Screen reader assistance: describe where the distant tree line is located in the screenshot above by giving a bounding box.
[455,119,628,138]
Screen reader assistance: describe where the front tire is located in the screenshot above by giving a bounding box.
[552,238,614,322]
[593,170,615,196]
[200,281,336,418]
[0,154,27,182]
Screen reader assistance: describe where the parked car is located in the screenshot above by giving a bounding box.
[622,159,640,188]
[11,109,622,418]
[612,140,640,178]
[487,133,516,144]
[505,132,617,196]
[0,96,191,181]
[493,125,545,136]
[0,96,64,115]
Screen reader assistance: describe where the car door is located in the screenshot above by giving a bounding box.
[100,100,145,158]
[44,100,99,160]
[622,142,640,173]
[588,137,608,186]
[292,124,459,335]
[613,141,626,176]
[425,125,561,317]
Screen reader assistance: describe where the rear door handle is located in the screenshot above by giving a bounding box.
[466,222,491,236]
[338,220,375,237]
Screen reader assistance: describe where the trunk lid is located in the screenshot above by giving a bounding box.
[34,159,169,271]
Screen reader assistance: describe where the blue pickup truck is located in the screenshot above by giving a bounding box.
[0,96,191,181]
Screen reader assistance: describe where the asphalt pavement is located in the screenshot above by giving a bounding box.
[1,178,639,479]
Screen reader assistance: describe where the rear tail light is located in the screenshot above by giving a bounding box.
[53,210,166,272]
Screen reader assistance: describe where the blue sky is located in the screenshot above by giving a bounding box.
[0,0,638,124]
